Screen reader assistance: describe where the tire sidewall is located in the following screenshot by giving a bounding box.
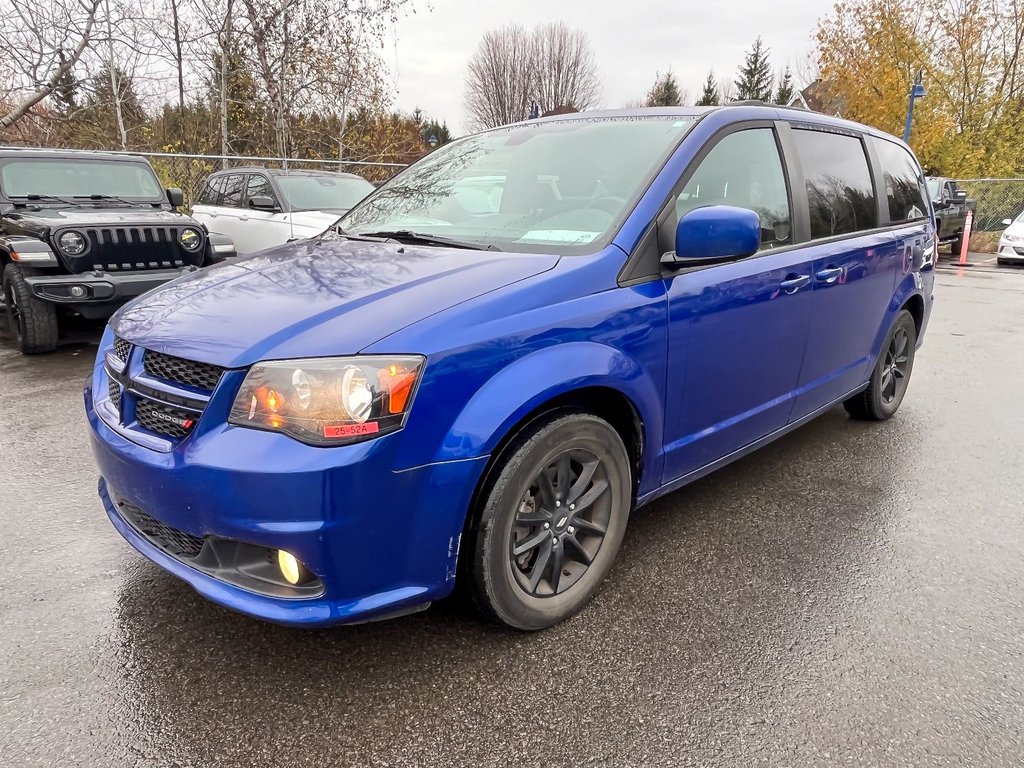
[2,265,25,344]
[475,415,631,630]
[869,310,917,418]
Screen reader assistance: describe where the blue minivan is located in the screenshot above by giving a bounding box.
[86,106,935,630]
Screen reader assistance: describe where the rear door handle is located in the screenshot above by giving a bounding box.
[815,266,844,284]
[780,274,811,293]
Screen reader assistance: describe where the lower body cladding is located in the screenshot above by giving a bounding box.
[86,384,487,627]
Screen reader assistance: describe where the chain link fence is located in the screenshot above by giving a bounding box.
[124,151,408,209]
[957,178,1024,252]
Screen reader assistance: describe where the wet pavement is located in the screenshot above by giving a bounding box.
[2,265,1023,767]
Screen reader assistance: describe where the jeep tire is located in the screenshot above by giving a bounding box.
[3,263,59,354]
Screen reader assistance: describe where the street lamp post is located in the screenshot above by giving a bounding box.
[902,70,926,143]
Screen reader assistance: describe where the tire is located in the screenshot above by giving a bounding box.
[951,234,964,255]
[2,263,59,354]
[843,310,917,421]
[467,413,632,630]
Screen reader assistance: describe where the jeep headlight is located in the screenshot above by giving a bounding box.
[179,228,203,251]
[58,230,87,255]
[228,356,425,445]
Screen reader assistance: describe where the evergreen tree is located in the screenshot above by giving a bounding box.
[734,37,774,101]
[645,70,682,107]
[774,67,795,105]
[695,70,719,106]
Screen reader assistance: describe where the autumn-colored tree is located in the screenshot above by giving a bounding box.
[815,0,1024,177]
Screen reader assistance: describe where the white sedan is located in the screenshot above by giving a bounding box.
[191,168,375,255]
[998,209,1024,266]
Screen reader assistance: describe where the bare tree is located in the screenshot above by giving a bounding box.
[465,22,602,130]
[532,21,601,114]
[0,0,103,131]
[464,23,537,131]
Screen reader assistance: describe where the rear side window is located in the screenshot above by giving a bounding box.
[220,174,245,207]
[792,129,877,239]
[873,138,927,223]
[196,176,223,205]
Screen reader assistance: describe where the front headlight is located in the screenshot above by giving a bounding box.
[58,230,88,255]
[179,228,203,251]
[1002,232,1023,244]
[228,356,425,445]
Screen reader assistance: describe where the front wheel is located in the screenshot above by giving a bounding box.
[3,263,59,354]
[467,413,632,630]
[844,309,917,421]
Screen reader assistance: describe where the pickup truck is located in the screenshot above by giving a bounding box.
[926,177,976,253]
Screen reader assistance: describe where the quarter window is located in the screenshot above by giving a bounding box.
[793,129,877,239]
[674,127,792,249]
[872,138,927,223]
[220,174,246,207]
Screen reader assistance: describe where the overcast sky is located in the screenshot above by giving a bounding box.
[387,0,830,134]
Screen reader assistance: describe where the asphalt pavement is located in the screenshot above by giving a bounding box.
[1,263,1023,767]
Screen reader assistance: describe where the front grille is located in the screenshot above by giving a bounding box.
[108,379,121,411]
[143,349,224,392]
[55,225,205,274]
[135,398,198,439]
[113,336,131,363]
[116,498,205,559]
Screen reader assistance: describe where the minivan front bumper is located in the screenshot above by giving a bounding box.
[86,370,486,627]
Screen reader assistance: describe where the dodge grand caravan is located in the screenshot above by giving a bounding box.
[85,106,935,630]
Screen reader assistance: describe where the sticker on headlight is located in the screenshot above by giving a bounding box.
[323,422,380,439]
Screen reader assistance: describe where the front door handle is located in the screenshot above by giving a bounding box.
[815,266,844,284]
[780,274,811,294]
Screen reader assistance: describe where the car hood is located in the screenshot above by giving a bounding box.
[4,206,194,232]
[111,237,559,367]
[286,210,345,233]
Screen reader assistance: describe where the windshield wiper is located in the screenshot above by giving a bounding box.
[11,193,78,205]
[74,193,140,206]
[356,229,502,252]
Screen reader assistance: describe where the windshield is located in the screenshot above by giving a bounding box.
[277,174,374,211]
[926,180,940,198]
[337,116,697,255]
[0,159,163,200]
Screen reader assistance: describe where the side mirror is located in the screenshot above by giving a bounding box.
[249,195,280,212]
[662,205,761,269]
[1002,219,1013,227]
[166,187,185,208]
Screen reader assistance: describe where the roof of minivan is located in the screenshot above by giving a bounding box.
[513,104,908,147]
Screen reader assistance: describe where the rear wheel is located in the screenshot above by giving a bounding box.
[2,263,59,354]
[951,233,965,255]
[843,310,916,421]
[467,413,632,630]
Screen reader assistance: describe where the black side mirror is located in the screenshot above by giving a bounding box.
[249,195,280,212]
[166,187,185,208]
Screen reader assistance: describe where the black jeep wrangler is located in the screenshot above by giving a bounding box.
[0,148,236,354]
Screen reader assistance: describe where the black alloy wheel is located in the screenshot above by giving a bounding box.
[467,413,632,630]
[844,309,917,421]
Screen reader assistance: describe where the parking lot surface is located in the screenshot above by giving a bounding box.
[1,264,1023,767]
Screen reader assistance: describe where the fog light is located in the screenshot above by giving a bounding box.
[277,549,305,585]
[69,285,87,298]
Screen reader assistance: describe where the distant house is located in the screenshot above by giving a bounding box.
[788,79,845,116]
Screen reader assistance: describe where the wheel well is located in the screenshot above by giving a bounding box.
[901,294,924,335]
[458,386,645,569]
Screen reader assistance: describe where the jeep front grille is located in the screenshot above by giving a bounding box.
[56,225,205,274]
